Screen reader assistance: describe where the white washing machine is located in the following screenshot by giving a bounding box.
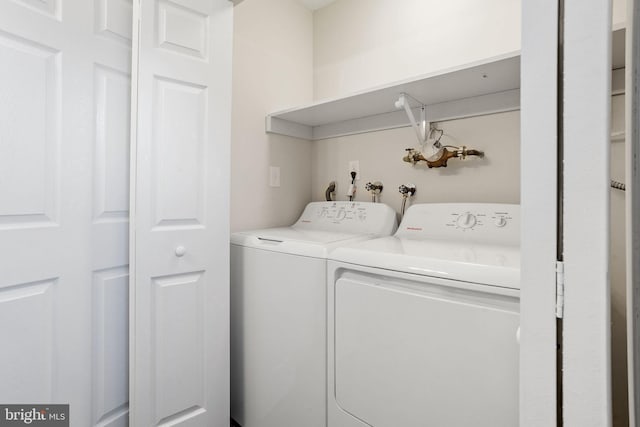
[327,203,520,427]
[231,201,398,427]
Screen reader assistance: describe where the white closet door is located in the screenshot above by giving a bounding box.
[563,0,613,425]
[0,1,131,426]
[129,0,232,425]
[520,0,559,424]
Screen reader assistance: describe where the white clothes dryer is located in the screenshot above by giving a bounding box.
[231,201,397,427]
[327,203,520,427]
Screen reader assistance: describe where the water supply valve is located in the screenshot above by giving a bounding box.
[398,184,416,197]
[365,181,384,202]
[398,184,416,216]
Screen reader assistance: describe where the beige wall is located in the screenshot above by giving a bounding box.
[231,0,314,232]
[312,111,520,214]
[310,0,521,214]
[613,0,627,27]
[313,0,521,100]
[312,0,625,101]
[232,0,626,221]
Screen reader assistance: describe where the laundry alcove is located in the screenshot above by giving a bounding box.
[0,0,637,426]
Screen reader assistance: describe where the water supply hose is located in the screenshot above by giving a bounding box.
[325,181,336,201]
[398,184,416,216]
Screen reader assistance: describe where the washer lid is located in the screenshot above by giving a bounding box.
[230,201,398,258]
[329,236,520,289]
[231,227,372,258]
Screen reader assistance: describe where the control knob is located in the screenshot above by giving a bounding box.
[456,212,477,229]
[494,216,507,227]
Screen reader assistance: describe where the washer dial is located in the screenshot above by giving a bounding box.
[494,216,507,227]
[456,212,477,229]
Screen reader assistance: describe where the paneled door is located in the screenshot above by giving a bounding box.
[0,1,132,426]
[129,0,232,425]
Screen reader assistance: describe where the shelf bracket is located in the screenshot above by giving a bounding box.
[395,93,427,146]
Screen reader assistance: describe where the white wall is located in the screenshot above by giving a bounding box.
[313,0,521,100]
[231,0,314,232]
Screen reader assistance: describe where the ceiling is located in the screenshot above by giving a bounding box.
[297,0,339,10]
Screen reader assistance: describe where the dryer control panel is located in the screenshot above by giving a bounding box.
[293,202,398,236]
[396,203,520,246]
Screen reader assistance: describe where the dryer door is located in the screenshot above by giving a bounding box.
[333,272,520,427]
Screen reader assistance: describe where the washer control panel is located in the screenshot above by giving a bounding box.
[314,204,369,222]
[398,203,520,245]
[448,210,514,231]
[294,201,398,236]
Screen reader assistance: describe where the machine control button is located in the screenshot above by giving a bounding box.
[175,246,187,257]
[456,212,477,229]
[494,216,507,227]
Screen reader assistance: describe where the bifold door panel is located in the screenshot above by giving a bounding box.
[0,1,131,425]
[130,0,233,425]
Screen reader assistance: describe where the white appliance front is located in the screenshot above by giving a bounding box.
[327,203,521,427]
[231,245,327,427]
[231,201,397,427]
[328,264,520,427]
